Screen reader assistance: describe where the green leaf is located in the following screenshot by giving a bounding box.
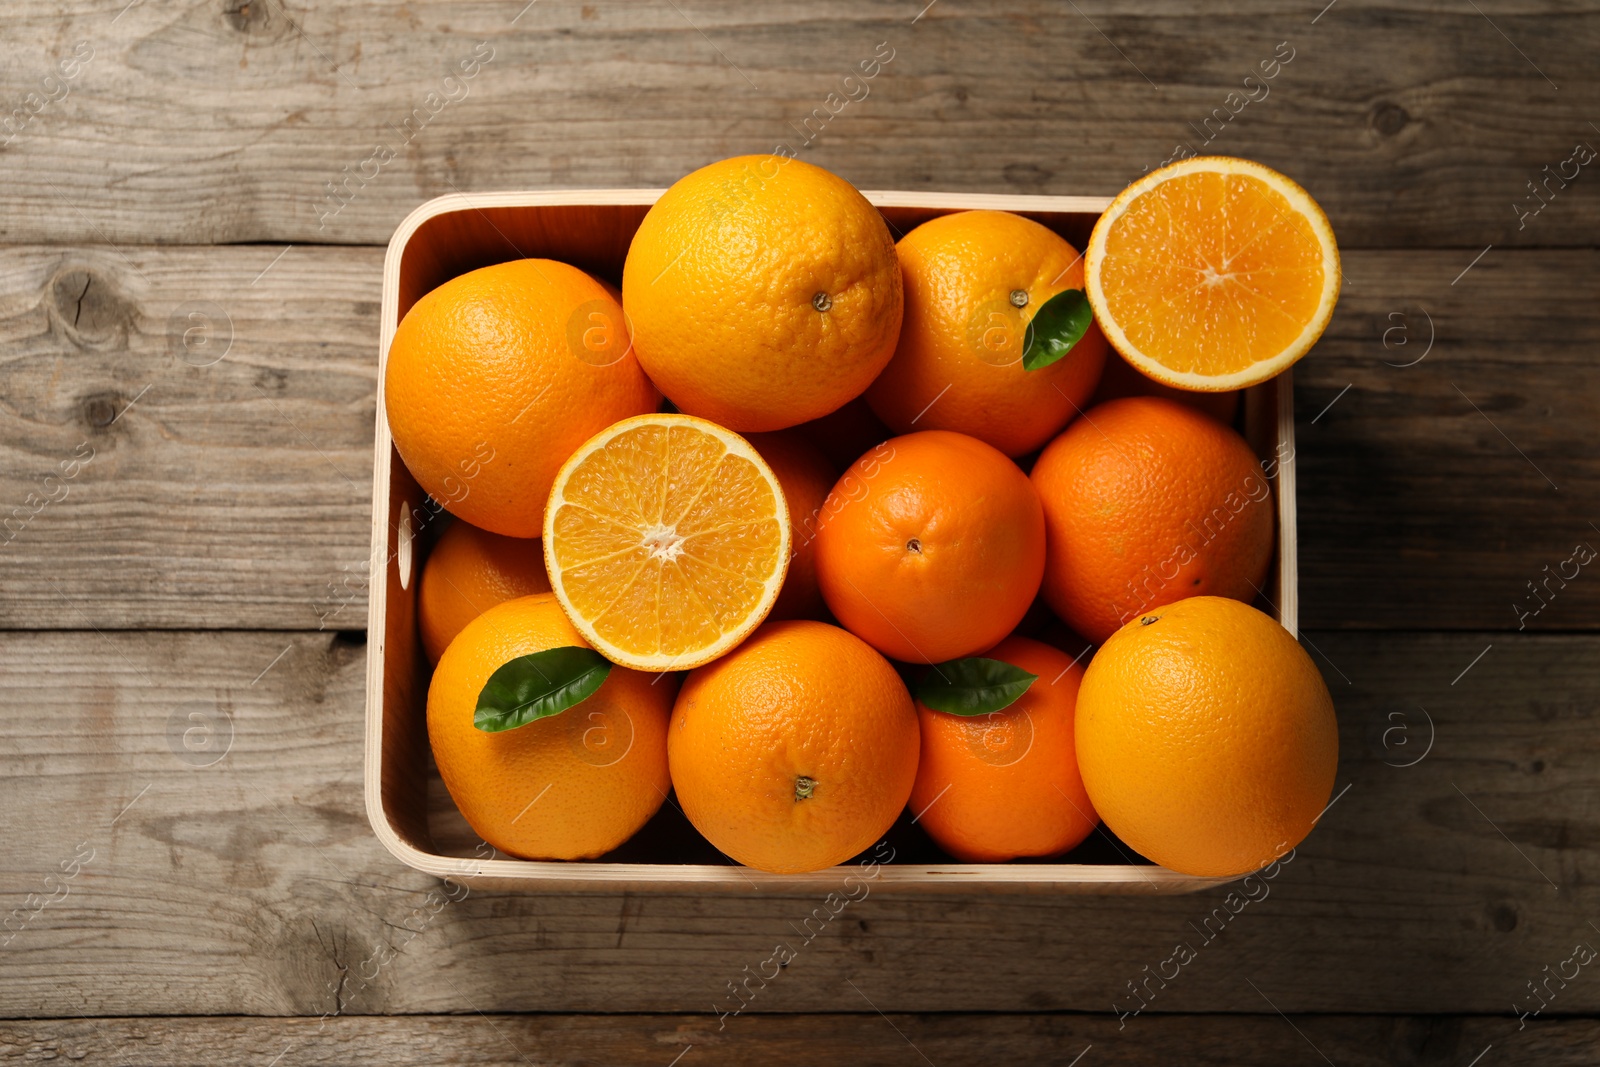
[1021,288,1094,372]
[916,657,1038,716]
[474,646,612,733]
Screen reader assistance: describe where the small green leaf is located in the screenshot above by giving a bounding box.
[1021,288,1094,371]
[474,646,612,732]
[916,657,1038,716]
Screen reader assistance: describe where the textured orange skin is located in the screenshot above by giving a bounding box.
[417,519,551,665]
[621,155,903,431]
[865,210,1107,457]
[1031,397,1273,644]
[910,636,1098,862]
[427,593,673,861]
[1091,348,1240,426]
[385,259,660,537]
[1075,597,1337,877]
[814,430,1046,664]
[747,430,837,622]
[668,620,918,873]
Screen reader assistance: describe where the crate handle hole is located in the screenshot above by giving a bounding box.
[397,498,415,591]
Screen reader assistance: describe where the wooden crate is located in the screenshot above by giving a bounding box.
[364,189,1297,893]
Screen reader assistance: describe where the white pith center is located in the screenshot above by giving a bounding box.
[641,523,685,561]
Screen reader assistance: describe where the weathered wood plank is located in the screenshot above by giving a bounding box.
[1297,246,1600,631]
[0,1012,1589,1066]
[0,1,1594,247]
[1,629,1597,1016]
[0,244,377,631]
[2,245,1595,631]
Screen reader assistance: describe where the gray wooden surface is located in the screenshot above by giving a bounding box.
[2,1,1597,1063]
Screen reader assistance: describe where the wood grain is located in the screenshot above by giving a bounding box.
[1,628,1596,1017]
[1,0,1592,1041]
[0,244,377,631]
[1297,247,1600,631]
[1,244,1594,631]
[0,1,1594,248]
[1,1012,1591,1066]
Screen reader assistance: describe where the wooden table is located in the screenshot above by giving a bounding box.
[2,2,1595,1062]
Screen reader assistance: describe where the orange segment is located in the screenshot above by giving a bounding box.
[543,414,790,670]
[1085,156,1340,391]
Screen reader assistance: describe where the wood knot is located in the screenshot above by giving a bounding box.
[223,0,272,32]
[48,267,135,349]
[80,391,123,430]
[1369,101,1410,138]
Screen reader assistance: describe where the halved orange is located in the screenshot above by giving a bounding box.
[1084,156,1340,392]
[543,414,790,671]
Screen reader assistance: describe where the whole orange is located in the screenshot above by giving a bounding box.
[427,593,673,860]
[865,210,1107,457]
[747,430,837,621]
[1031,396,1273,643]
[814,430,1045,664]
[417,519,551,664]
[621,155,902,431]
[385,259,660,537]
[668,620,918,873]
[1075,596,1337,877]
[909,636,1097,862]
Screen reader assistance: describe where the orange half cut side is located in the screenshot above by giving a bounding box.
[1085,156,1340,391]
[543,414,790,671]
